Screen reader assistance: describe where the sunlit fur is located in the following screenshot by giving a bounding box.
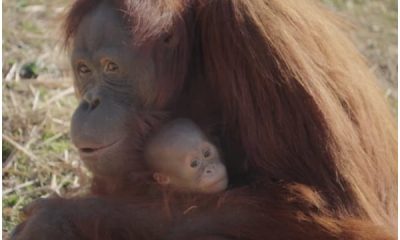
[196,0,397,227]
[61,0,397,238]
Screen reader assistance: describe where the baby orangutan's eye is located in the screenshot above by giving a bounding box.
[190,160,200,168]
[203,149,211,158]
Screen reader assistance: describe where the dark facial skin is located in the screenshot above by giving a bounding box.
[69,2,177,177]
[145,119,228,193]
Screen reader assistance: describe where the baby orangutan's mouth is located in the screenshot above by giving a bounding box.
[206,177,227,189]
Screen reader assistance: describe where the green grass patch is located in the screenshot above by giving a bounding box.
[3,141,14,160]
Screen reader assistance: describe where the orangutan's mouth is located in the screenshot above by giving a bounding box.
[78,139,121,156]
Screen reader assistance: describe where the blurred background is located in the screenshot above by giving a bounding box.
[2,0,397,237]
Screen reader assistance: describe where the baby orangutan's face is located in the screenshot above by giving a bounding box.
[146,120,228,193]
[153,141,228,193]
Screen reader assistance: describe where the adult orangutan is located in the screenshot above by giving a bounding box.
[12,0,397,239]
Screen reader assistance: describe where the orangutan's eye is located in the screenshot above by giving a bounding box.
[104,61,119,73]
[190,160,200,168]
[77,63,91,75]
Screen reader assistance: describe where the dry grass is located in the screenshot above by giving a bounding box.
[2,0,89,237]
[322,0,398,110]
[2,0,397,237]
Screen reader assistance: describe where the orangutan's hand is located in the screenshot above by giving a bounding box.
[11,197,80,240]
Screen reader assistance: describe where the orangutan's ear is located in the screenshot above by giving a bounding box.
[153,172,171,185]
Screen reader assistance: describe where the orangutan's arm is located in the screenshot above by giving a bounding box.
[11,185,394,240]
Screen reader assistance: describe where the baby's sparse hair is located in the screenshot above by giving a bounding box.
[145,119,204,169]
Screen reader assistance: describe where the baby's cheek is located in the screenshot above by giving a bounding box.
[170,175,199,190]
[188,178,204,190]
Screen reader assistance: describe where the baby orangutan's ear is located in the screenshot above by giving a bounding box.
[153,173,170,185]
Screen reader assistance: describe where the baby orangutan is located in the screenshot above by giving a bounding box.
[144,119,228,193]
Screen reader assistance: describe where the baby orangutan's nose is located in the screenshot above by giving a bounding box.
[205,164,216,175]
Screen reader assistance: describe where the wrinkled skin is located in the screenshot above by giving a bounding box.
[69,2,177,178]
[145,119,228,193]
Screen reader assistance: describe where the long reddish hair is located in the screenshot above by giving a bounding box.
[197,0,396,227]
